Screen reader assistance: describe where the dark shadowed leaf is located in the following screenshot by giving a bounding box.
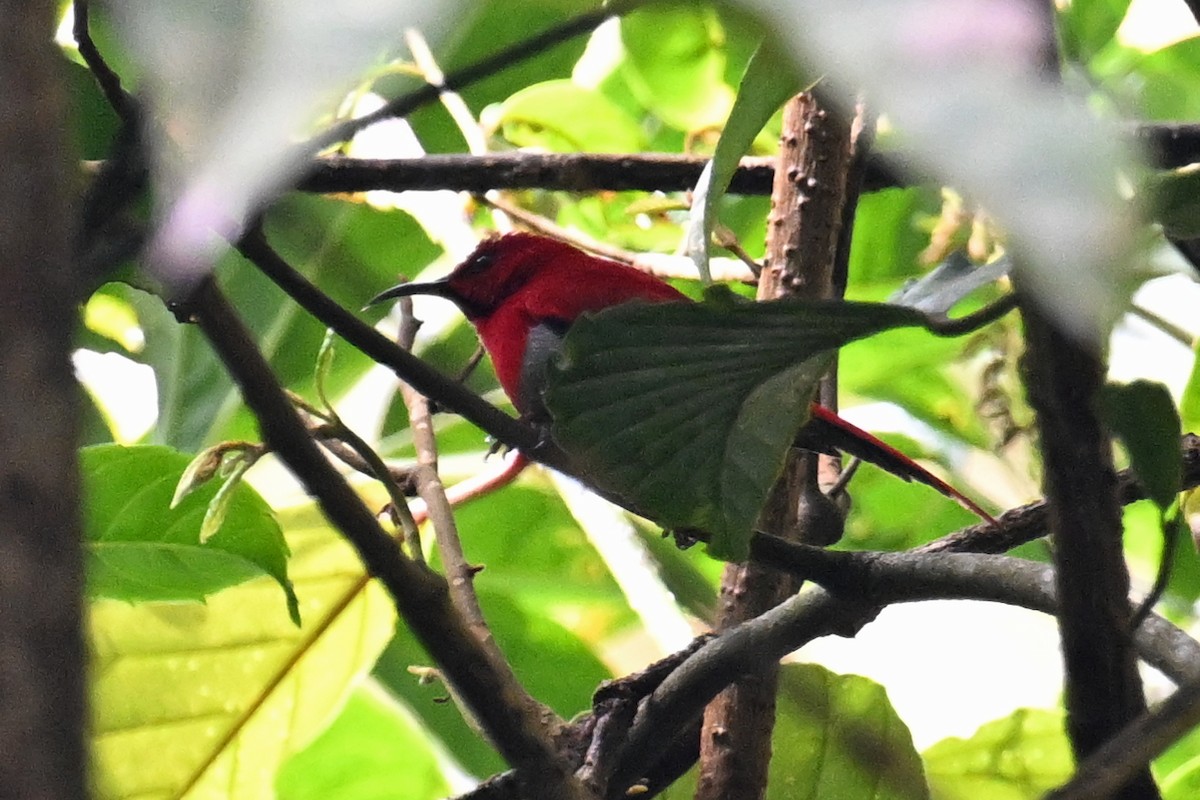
[545,296,930,560]
[1102,380,1181,511]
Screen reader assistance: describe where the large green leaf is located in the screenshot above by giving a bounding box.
[123,195,439,449]
[923,709,1073,800]
[769,664,928,799]
[545,294,930,560]
[82,444,296,619]
[90,521,396,800]
[685,36,799,282]
[1056,0,1131,65]
[494,79,646,153]
[619,1,736,132]
[1098,38,1200,121]
[277,681,452,800]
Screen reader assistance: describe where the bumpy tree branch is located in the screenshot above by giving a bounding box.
[1019,296,1156,799]
[698,91,855,800]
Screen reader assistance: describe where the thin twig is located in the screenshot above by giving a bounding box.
[185,276,587,800]
[313,0,654,149]
[394,297,516,666]
[1129,303,1195,348]
[72,0,134,119]
[233,228,566,465]
[927,293,1020,336]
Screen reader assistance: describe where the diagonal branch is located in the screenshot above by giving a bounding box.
[312,0,654,149]
[235,228,566,464]
[183,276,589,800]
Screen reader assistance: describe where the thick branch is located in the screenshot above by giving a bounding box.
[610,540,1199,795]
[295,122,1200,197]
[698,91,855,800]
[1049,674,1200,800]
[1019,296,1154,799]
[184,278,587,800]
[0,3,87,797]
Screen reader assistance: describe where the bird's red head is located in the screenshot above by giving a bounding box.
[371,231,687,319]
[371,232,604,320]
[370,231,688,414]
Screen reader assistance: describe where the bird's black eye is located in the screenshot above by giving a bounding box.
[458,250,496,278]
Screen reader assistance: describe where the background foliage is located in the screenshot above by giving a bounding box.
[59,0,1200,797]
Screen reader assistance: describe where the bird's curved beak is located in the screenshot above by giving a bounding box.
[367,278,458,307]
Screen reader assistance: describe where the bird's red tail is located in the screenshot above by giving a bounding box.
[797,404,996,525]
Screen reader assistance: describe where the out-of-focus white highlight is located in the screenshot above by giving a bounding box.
[1118,0,1199,50]
[74,350,158,443]
[745,0,1133,343]
[800,600,1063,749]
[110,0,460,289]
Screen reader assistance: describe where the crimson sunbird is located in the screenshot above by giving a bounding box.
[371,232,994,525]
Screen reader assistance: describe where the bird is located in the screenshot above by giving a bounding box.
[371,231,995,525]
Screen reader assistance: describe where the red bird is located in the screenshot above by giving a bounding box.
[372,232,994,523]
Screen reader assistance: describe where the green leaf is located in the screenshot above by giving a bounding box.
[619,1,736,131]
[199,454,255,543]
[687,37,800,282]
[277,682,451,800]
[770,664,928,799]
[82,444,298,621]
[89,542,267,604]
[1181,340,1200,434]
[1056,0,1131,64]
[1143,165,1200,239]
[1102,380,1182,511]
[1100,38,1200,121]
[923,709,1073,800]
[374,589,612,780]
[494,79,646,153]
[545,298,930,560]
[124,195,439,450]
[1158,722,1200,800]
[1123,500,1200,607]
[90,522,397,800]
